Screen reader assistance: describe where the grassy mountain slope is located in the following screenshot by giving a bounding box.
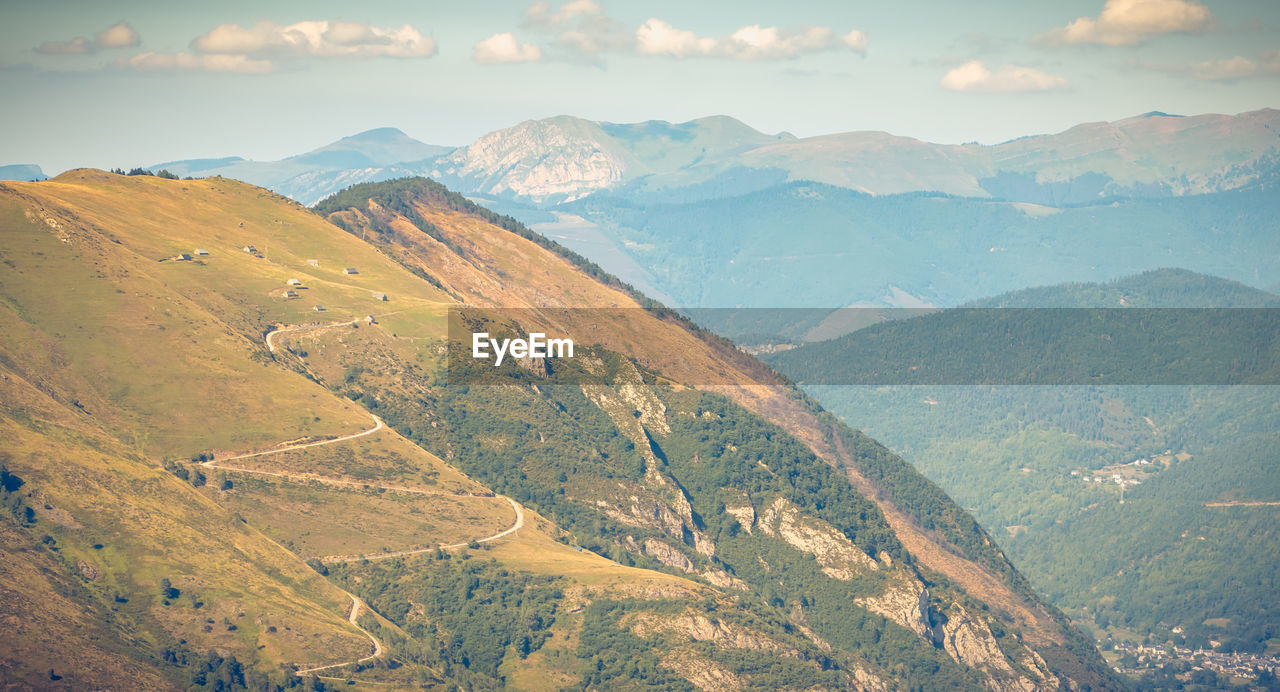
[312,177,1117,688]
[1,171,1116,689]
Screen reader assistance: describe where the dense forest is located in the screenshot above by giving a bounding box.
[767,274,1280,666]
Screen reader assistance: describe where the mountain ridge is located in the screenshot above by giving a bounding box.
[0,171,1116,689]
[142,107,1280,207]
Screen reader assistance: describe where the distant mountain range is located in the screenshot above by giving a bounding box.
[91,108,1280,207]
[96,110,1278,311]
[440,109,1280,205]
[146,127,455,205]
[0,164,46,182]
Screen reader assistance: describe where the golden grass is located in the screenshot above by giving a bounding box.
[208,476,514,560]
[215,427,482,495]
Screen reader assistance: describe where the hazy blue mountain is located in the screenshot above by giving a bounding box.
[148,127,456,205]
[0,164,46,181]
[436,109,1280,205]
[140,110,1280,229]
[965,267,1280,308]
[558,179,1280,308]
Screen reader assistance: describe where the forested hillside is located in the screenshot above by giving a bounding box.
[765,272,1280,677]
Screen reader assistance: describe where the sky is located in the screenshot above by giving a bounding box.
[2,0,1279,174]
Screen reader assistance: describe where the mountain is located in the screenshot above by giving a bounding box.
[762,269,1280,386]
[557,178,1280,308]
[965,267,1280,308]
[144,109,1280,211]
[0,164,46,181]
[149,127,456,205]
[0,171,1114,689]
[436,109,1280,205]
[761,271,1280,678]
[428,115,793,203]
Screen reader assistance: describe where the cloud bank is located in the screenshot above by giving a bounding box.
[1036,0,1212,47]
[474,33,543,64]
[107,20,437,74]
[940,60,1068,92]
[635,21,867,60]
[36,21,140,54]
[475,1,867,65]
[1142,49,1280,82]
[191,20,436,59]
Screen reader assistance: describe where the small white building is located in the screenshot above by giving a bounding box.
[194,248,210,256]
[364,315,376,324]
[313,305,325,311]
[287,278,302,286]
[306,259,319,266]
[372,292,388,301]
[342,267,359,275]
[242,245,257,253]
[284,290,299,299]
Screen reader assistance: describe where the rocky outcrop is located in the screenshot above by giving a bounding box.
[939,605,1059,692]
[628,612,794,655]
[854,569,934,642]
[757,497,878,579]
[700,568,748,591]
[584,370,716,560]
[724,502,755,534]
[637,537,696,573]
[433,117,626,202]
[662,651,745,692]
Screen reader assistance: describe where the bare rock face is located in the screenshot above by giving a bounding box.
[724,503,755,534]
[939,605,1059,692]
[665,653,744,692]
[757,497,878,579]
[641,538,696,573]
[699,568,748,591]
[435,117,626,202]
[628,611,793,654]
[583,376,716,559]
[849,665,894,692]
[854,569,934,642]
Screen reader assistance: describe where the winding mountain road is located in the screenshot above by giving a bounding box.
[199,320,525,677]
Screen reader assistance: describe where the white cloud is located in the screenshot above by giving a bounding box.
[191,20,436,59]
[635,19,867,60]
[508,2,866,64]
[36,21,140,54]
[1036,0,1212,47]
[940,60,1068,92]
[114,51,272,74]
[520,0,630,63]
[95,21,141,49]
[634,19,715,58]
[473,33,543,64]
[842,30,869,55]
[523,0,604,28]
[1143,49,1280,81]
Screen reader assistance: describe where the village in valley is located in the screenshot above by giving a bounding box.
[1072,450,1188,499]
[1108,638,1280,686]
